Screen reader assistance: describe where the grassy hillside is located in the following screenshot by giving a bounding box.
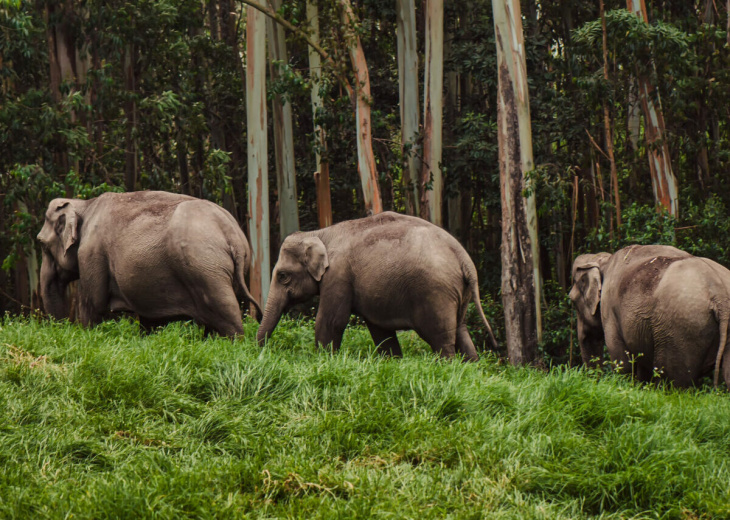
[1,316,729,519]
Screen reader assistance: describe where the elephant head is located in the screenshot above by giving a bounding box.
[257,234,328,344]
[36,198,84,318]
[569,252,611,366]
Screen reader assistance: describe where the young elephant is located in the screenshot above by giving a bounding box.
[37,191,262,336]
[570,244,730,388]
[257,212,497,360]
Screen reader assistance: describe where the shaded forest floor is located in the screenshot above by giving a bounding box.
[1,316,729,519]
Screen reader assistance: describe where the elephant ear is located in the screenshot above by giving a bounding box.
[572,262,602,316]
[302,236,329,281]
[582,267,602,316]
[56,201,80,256]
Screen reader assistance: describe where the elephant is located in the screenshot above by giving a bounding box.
[570,244,730,388]
[256,211,498,360]
[37,190,262,336]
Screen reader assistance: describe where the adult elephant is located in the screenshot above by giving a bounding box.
[37,191,261,336]
[570,244,730,388]
[256,211,498,361]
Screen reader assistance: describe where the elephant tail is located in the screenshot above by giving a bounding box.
[467,272,499,351]
[234,252,263,323]
[712,302,730,388]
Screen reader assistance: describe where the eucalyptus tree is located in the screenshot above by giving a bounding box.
[420,0,443,226]
[492,0,542,363]
[246,4,270,308]
[267,0,300,239]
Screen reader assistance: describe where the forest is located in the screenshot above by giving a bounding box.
[2,0,730,365]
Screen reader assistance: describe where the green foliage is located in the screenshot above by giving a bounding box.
[2,317,730,518]
[4,0,730,369]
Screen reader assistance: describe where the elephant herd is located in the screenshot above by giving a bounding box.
[36,191,730,389]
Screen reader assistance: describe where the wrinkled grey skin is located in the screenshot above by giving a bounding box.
[37,191,262,336]
[257,212,498,360]
[570,244,730,388]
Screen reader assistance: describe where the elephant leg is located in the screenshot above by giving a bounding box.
[76,271,110,327]
[199,287,245,338]
[414,307,458,359]
[314,293,352,351]
[455,324,479,362]
[603,326,632,375]
[366,322,402,358]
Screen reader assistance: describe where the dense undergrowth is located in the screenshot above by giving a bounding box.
[1,316,730,519]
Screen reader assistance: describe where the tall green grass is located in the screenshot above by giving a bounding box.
[1,315,729,519]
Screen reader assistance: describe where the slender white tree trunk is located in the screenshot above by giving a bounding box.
[396,0,420,216]
[340,0,383,216]
[493,0,543,362]
[246,6,270,308]
[420,0,444,226]
[627,0,679,216]
[267,0,299,239]
[306,0,332,228]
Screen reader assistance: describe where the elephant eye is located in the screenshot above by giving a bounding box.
[277,271,290,284]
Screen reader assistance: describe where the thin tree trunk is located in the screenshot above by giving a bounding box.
[627,80,641,152]
[493,0,542,363]
[445,23,460,235]
[396,0,420,216]
[340,0,383,216]
[600,0,621,228]
[267,0,299,239]
[627,0,679,216]
[176,119,190,195]
[420,0,444,226]
[124,41,138,192]
[246,6,270,309]
[306,0,332,228]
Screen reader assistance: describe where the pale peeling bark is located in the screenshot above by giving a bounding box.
[267,0,299,239]
[420,0,444,226]
[246,6,270,308]
[493,0,543,363]
[396,0,420,216]
[340,0,383,216]
[627,0,679,216]
[306,0,332,228]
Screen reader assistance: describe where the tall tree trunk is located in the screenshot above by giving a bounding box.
[267,0,299,239]
[176,119,190,195]
[627,0,679,216]
[340,0,383,216]
[445,19,460,236]
[420,0,444,226]
[124,41,138,192]
[600,0,621,228]
[306,0,333,228]
[246,6,270,309]
[396,0,420,216]
[493,0,542,363]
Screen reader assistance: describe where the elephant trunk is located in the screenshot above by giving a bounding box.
[577,320,605,368]
[256,288,286,345]
[40,250,69,319]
